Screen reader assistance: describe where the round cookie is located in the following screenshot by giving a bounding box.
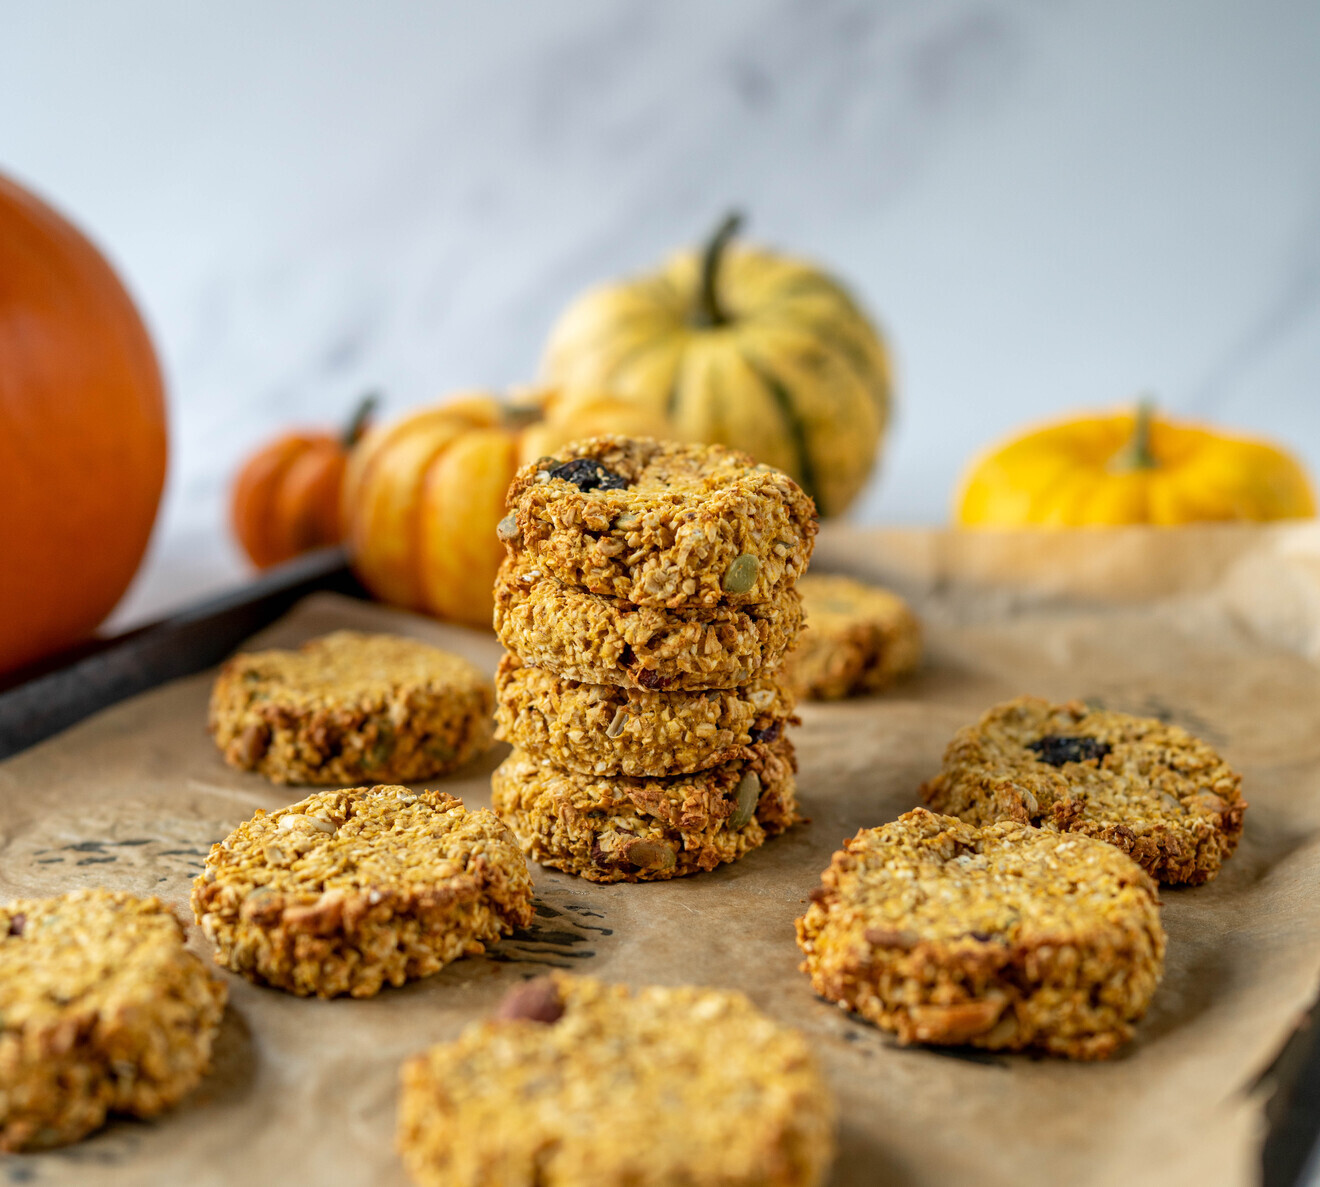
[491,736,799,882]
[796,808,1165,1060]
[494,554,802,692]
[398,973,836,1187]
[209,630,493,785]
[0,889,227,1152]
[787,573,921,700]
[494,653,795,777]
[191,786,534,997]
[501,436,818,608]
[919,696,1246,885]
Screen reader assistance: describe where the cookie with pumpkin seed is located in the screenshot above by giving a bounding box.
[500,436,817,609]
[491,735,799,882]
[0,889,227,1151]
[494,554,802,692]
[209,630,493,785]
[920,696,1246,885]
[191,786,534,997]
[786,573,922,701]
[494,653,795,777]
[796,808,1165,1060]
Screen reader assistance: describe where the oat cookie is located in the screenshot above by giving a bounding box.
[494,554,801,692]
[209,630,493,785]
[787,573,921,700]
[502,436,818,608]
[494,653,794,777]
[191,787,534,997]
[398,973,835,1187]
[491,736,799,882]
[797,808,1165,1060]
[920,696,1246,885]
[0,889,227,1151]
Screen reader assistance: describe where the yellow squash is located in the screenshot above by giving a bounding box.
[341,387,667,628]
[542,213,891,516]
[956,403,1316,527]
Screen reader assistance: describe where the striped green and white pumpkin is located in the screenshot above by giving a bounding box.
[541,214,892,516]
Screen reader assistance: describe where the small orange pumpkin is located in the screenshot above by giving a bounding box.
[231,396,375,569]
[0,172,167,673]
[342,387,668,628]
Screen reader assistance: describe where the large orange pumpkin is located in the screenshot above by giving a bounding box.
[342,388,667,628]
[0,173,167,673]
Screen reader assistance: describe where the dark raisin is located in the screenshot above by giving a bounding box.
[635,669,668,690]
[495,977,564,1023]
[748,720,782,745]
[548,458,628,492]
[7,913,25,937]
[1026,735,1111,767]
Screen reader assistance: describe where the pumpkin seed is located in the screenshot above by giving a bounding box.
[605,708,629,739]
[496,514,520,542]
[623,838,677,870]
[721,553,760,594]
[728,771,761,831]
[366,726,395,768]
[424,738,456,762]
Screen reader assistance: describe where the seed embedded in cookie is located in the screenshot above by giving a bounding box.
[494,653,796,777]
[208,630,494,786]
[920,696,1246,884]
[796,808,1166,1060]
[491,736,800,882]
[397,973,836,1187]
[191,786,534,997]
[0,889,227,1152]
[504,436,818,608]
[785,573,922,701]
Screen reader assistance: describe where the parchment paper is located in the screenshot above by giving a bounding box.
[5,522,1320,1187]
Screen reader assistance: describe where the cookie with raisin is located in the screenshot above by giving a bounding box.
[920,696,1245,884]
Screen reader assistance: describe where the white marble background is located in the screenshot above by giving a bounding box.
[2,0,1319,628]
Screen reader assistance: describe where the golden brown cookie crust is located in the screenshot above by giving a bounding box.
[191,787,534,997]
[503,436,818,608]
[491,736,800,882]
[209,630,494,785]
[0,889,227,1152]
[397,973,836,1187]
[787,573,922,700]
[920,696,1246,884]
[494,554,802,692]
[796,808,1165,1060]
[494,653,795,777]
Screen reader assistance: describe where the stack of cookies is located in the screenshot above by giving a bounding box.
[490,437,818,882]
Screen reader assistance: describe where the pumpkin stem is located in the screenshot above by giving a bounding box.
[1114,399,1158,471]
[692,211,744,328]
[342,393,379,448]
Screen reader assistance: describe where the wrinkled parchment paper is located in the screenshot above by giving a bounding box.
[5,521,1320,1187]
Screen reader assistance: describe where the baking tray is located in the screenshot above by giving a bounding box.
[1,548,1317,1186]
